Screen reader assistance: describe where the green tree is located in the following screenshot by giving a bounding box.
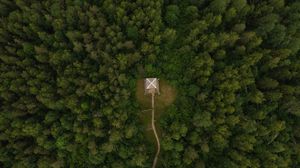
[165,5,180,27]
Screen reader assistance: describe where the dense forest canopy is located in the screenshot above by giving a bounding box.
[0,0,300,167]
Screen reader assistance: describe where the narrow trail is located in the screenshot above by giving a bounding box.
[151,92,160,168]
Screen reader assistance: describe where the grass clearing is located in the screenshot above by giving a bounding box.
[136,79,176,143]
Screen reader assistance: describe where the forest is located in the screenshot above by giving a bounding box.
[0,0,300,167]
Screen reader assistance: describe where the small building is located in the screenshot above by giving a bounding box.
[144,78,160,95]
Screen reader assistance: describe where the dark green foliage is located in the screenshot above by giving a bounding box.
[0,0,159,167]
[126,26,139,40]
[165,5,180,27]
[158,0,300,167]
[0,0,300,168]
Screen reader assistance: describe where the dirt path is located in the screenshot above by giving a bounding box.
[136,79,176,167]
[151,93,160,168]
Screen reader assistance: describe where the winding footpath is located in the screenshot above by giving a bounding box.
[151,93,160,168]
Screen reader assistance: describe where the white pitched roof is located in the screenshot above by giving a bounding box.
[145,78,158,89]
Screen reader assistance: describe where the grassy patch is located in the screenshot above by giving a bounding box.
[136,79,177,143]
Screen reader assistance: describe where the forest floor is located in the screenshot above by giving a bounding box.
[136,79,176,144]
